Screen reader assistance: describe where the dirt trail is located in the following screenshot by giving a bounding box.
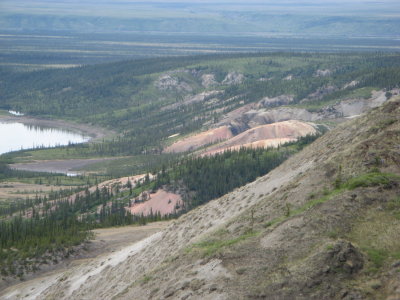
[11,158,118,175]
[0,222,169,299]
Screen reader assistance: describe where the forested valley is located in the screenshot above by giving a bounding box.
[0,52,399,281]
[1,53,400,157]
[0,134,321,277]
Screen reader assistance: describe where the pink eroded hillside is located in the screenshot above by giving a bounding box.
[203,138,297,156]
[163,126,233,153]
[126,189,182,216]
[202,120,316,156]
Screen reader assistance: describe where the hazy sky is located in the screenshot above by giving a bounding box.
[2,0,398,13]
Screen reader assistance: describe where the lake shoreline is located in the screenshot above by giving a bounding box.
[0,114,113,143]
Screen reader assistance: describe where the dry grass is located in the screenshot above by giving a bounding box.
[348,209,400,270]
[0,182,73,201]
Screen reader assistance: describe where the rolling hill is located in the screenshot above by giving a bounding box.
[0,52,400,296]
[2,91,399,300]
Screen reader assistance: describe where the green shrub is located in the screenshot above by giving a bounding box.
[364,248,388,270]
[345,172,399,190]
[188,231,258,257]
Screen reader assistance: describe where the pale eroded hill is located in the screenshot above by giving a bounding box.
[164,126,233,153]
[202,120,317,156]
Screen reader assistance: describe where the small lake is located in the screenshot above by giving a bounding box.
[0,122,90,155]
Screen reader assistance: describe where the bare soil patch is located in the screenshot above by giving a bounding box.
[0,182,73,201]
[89,221,170,256]
[126,189,182,216]
[11,158,118,175]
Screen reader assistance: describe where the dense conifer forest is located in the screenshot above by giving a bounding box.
[1,53,400,158]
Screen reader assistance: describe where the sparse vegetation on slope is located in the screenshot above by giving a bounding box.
[110,98,400,300]
[0,51,399,297]
[0,134,320,284]
[2,98,399,299]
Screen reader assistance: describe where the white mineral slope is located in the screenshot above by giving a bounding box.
[1,233,162,300]
[2,144,318,300]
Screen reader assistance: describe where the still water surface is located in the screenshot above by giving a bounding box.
[0,122,90,155]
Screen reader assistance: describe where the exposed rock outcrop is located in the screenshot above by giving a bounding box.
[301,85,338,102]
[201,74,218,88]
[162,90,223,111]
[333,90,388,117]
[343,80,359,89]
[183,90,222,106]
[155,74,193,92]
[258,94,294,108]
[217,90,390,134]
[314,69,332,77]
[283,74,293,80]
[222,72,244,85]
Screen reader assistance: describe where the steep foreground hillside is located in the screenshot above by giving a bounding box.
[3,99,400,299]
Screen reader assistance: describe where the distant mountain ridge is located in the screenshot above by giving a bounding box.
[2,1,400,37]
